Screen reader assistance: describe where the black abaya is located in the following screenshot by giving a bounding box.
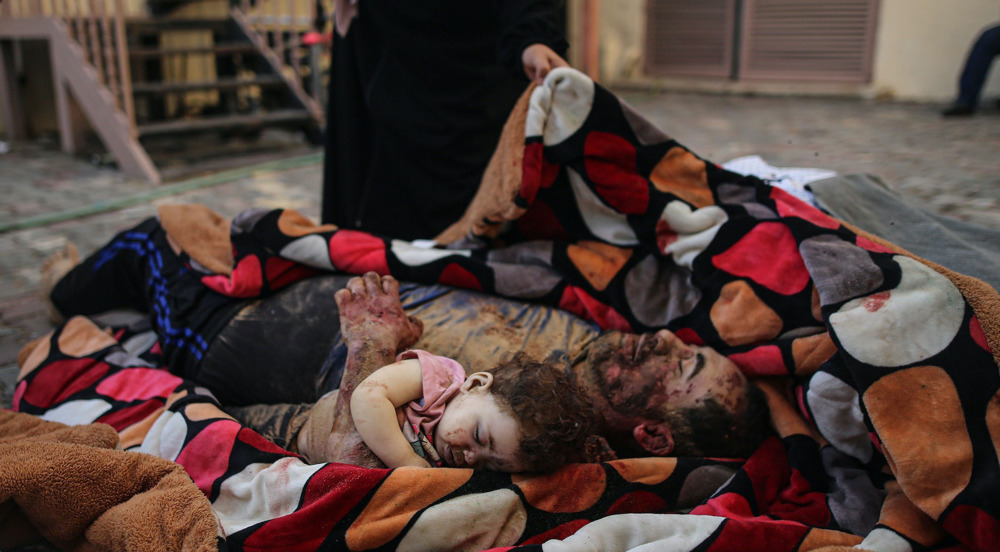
[320,0,567,240]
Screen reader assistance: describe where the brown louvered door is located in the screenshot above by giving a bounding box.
[645,0,738,78]
[738,0,879,82]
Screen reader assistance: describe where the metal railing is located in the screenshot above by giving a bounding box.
[1,0,329,133]
[1,0,137,133]
[234,0,328,112]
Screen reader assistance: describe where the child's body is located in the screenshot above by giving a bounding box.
[350,350,597,473]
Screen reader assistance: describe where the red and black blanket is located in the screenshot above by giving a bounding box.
[9,67,1000,551]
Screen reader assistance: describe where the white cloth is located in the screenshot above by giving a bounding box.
[722,155,836,206]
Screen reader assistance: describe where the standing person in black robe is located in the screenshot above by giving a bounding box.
[321,0,569,240]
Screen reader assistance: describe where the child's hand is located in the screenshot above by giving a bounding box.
[351,358,432,469]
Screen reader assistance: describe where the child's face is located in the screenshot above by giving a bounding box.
[433,388,525,472]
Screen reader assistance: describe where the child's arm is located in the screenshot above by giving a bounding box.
[350,358,432,468]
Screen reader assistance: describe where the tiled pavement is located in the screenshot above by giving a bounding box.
[2,90,999,409]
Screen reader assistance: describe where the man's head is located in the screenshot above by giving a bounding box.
[578,329,771,458]
[433,352,599,473]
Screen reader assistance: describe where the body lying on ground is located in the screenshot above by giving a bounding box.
[44,226,772,466]
[9,66,1000,551]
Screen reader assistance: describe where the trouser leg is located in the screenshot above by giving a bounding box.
[198,274,352,405]
[49,218,162,316]
[957,24,1000,108]
[223,402,313,452]
[50,217,238,378]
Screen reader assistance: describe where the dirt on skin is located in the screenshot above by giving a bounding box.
[411,292,594,375]
[302,273,422,468]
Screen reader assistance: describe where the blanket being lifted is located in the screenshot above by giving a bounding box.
[12,68,1000,551]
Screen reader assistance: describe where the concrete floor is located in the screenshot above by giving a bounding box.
[2,89,999,409]
[619,91,1000,229]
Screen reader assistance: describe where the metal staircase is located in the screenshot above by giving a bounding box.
[0,0,326,183]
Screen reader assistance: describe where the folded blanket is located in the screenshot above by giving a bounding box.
[16,67,1000,551]
[0,403,218,551]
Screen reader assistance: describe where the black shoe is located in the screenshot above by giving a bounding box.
[942,104,975,117]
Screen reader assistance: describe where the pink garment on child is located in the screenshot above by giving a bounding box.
[397,349,466,446]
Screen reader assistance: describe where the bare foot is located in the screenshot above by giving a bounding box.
[335,272,423,377]
[302,273,423,467]
[40,242,80,324]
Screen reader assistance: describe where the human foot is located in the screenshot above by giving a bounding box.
[941,104,975,117]
[334,272,423,401]
[314,272,423,467]
[335,272,423,360]
[40,242,80,324]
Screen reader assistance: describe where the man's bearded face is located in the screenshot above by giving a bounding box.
[582,329,749,430]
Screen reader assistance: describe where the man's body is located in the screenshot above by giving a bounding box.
[45,218,771,465]
[45,219,596,407]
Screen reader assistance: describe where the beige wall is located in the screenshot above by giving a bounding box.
[567,0,646,81]
[872,0,1000,101]
[584,0,1000,101]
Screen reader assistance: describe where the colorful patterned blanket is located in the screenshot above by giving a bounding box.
[11,68,1000,551]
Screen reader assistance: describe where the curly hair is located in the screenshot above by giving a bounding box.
[484,352,600,473]
[667,382,773,458]
[607,382,773,459]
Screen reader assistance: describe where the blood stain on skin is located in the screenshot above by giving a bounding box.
[604,365,622,381]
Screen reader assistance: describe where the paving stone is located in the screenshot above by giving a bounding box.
[964,211,1000,228]
[0,363,20,409]
[18,315,55,341]
[1,293,46,321]
[0,337,28,371]
[969,197,999,208]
